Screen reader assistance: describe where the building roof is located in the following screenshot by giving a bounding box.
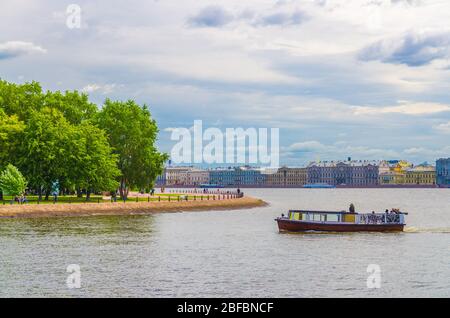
[307,160,381,168]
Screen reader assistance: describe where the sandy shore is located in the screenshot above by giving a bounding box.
[0,196,267,218]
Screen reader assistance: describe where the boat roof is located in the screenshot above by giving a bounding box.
[289,210,356,215]
[288,209,405,215]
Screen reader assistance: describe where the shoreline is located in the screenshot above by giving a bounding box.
[162,185,444,189]
[0,196,268,219]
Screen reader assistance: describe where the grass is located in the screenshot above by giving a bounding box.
[1,193,229,205]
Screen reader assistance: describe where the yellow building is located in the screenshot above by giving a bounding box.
[379,171,406,185]
[405,165,436,185]
[379,161,436,185]
[266,167,307,187]
[378,160,412,185]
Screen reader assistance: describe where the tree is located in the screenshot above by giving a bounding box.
[96,99,168,199]
[67,122,120,200]
[0,80,44,121]
[43,90,98,124]
[0,108,25,200]
[18,107,73,200]
[0,164,28,197]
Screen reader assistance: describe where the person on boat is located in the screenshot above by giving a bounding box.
[349,203,355,213]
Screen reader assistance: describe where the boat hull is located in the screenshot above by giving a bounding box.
[276,218,404,233]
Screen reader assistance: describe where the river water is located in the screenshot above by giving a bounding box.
[0,188,448,297]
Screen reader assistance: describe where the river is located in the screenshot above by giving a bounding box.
[0,188,449,297]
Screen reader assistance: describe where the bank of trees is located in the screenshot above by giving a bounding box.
[0,79,168,200]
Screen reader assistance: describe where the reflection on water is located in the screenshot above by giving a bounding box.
[0,188,449,297]
[0,215,155,237]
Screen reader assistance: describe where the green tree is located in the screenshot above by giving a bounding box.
[68,122,120,200]
[43,90,98,124]
[0,164,28,197]
[18,107,73,200]
[0,80,97,124]
[96,99,168,199]
[0,80,44,120]
[0,108,25,200]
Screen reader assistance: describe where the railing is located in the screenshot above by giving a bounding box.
[168,189,244,198]
[1,191,244,205]
[357,213,404,224]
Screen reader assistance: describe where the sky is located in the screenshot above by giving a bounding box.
[1,0,450,166]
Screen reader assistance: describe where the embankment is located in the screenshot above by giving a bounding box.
[0,196,267,218]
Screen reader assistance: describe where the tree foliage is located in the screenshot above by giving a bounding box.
[0,108,25,170]
[96,99,168,198]
[0,79,166,199]
[0,164,28,196]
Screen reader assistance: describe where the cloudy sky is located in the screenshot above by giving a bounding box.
[1,0,450,165]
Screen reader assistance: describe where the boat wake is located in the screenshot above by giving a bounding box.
[404,226,450,234]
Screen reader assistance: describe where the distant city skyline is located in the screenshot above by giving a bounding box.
[158,158,446,187]
[1,1,450,165]
[164,157,440,169]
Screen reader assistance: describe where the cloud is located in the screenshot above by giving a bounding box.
[287,141,327,152]
[2,0,450,165]
[434,121,450,134]
[403,145,450,157]
[352,101,450,115]
[0,41,46,60]
[188,6,233,28]
[256,10,308,26]
[358,31,450,66]
[81,83,118,94]
[188,6,308,29]
[282,139,450,164]
[284,140,400,160]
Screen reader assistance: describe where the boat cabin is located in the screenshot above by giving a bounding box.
[286,210,404,225]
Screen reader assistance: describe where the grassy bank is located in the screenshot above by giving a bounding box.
[1,193,234,205]
[0,196,267,218]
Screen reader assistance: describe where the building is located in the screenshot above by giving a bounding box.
[307,160,379,186]
[378,160,413,185]
[379,171,406,185]
[265,167,307,187]
[155,171,166,186]
[405,164,436,185]
[165,166,193,186]
[184,169,210,186]
[209,167,267,187]
[436,158,450,187]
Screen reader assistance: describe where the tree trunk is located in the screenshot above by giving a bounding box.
[119,178,128,200]
[77,188,83,198]
[86,189,91,201]
[0,190,3,201]
[38,188,43,201]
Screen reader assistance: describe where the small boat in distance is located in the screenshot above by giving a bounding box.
[303,183,336,189]
[276,209,407,232]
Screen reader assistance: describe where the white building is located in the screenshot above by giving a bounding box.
[165,167,192,186]
[164,167,210,186]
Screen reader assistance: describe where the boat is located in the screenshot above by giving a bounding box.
[275,209,407,232]
[303,183,336,189]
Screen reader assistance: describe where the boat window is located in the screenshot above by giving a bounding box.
[327,214,339,222]
[312,213,321,221]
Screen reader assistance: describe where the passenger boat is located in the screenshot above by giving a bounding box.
[275,209,407,232]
